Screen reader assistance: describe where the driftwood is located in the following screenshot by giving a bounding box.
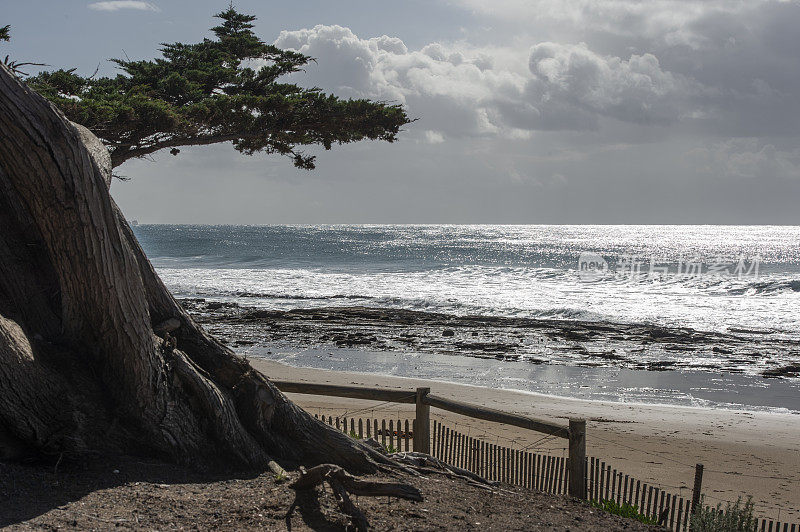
[286,464,422,531]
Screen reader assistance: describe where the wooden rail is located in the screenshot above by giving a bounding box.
[274,380,586,498]
[271,380,417,404]
[424,393,570,439]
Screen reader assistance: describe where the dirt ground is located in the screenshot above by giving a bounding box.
[0,455,657,531]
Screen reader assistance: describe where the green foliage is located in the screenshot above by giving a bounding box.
[348,429,360,440]
[590,499,659,526]
[689,497,757,532]
[274,471,288,483]
[0,25,9,42]
[28,7,410,169]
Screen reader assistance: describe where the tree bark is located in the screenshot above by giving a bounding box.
[0,63,385,472]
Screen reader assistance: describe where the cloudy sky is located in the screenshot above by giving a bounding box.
[4,0,800,223]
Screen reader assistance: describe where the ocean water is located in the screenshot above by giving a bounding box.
[136,224,800,334]
[134,224,800,410]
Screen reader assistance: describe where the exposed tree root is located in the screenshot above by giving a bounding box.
[286,464,422,531]
[388,451,497,490]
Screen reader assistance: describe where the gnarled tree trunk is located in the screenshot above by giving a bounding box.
[0,63,386,472]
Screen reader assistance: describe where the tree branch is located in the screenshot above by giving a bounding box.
[110,133,241,167]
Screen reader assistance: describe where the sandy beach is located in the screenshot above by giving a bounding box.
[251,357,800,522]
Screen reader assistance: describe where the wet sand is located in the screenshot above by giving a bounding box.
[250,358,800,522]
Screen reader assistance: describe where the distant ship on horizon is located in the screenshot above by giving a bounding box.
[131,220,139,227]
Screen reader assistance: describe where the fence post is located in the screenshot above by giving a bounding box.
[691,463,704,514]
[414,387,430,454]
[568,418,587,499]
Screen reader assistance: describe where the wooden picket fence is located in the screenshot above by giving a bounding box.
[587,455,691,530]
[315,414,414,453]
[430,419,569,492]
[584,457,798,532]
[277,380,584,498]
[318,414,798,532]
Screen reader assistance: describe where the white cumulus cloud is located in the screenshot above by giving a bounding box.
[274,25,530,137]
[274,25,698,137]
[424,130,445,144]
[524,42,696,127]
[87,1,159,12]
